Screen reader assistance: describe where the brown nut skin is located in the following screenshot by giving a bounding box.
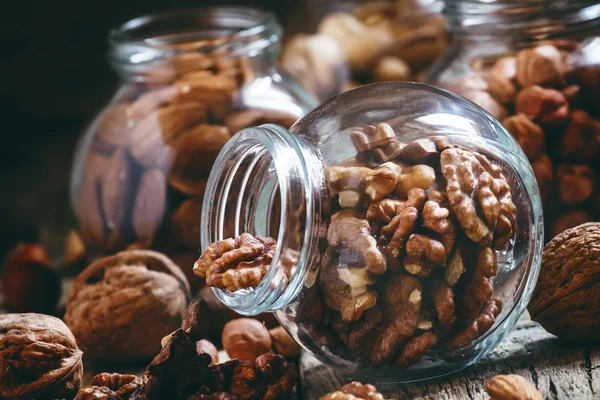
[485,374,543,400]
[529,223,600,343]
[0,243,61,314]
[222,318,272,360]
[269,326,302,358]
[65,250,191,362]
[0,313,83,400]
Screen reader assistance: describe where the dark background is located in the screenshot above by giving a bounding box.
[0,0,307,258]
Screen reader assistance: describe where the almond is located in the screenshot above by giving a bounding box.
[485,374,542,400]
[128,103,207,167]
[133,169,167,246]
[173,74,237,119]
[170,198,203,248]
[168,124,230,195]
[101,149,133,250]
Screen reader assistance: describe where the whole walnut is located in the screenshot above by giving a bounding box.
[65,250,191,361]
[0,313,83,399]
[222,318,272,360]
[529,223,600,343]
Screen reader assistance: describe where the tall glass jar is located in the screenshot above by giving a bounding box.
[70,8,317,266]
[198,82,543,381]
[427,0,600,240]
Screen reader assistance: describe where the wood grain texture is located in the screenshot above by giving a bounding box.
[300,318,600,400]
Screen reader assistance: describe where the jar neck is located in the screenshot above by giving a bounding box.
[201,124,326,315]
[445,0,600,45]
[108,7,282,83]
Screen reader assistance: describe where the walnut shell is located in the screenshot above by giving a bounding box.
[65,250,191,361]
[0,313,83,400]
[529,222,600,343]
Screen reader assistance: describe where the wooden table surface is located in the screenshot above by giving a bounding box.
[299,314,600,399]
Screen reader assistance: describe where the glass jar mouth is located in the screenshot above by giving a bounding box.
[108,7,281,73]
[201,124,325,315]
[444,0,600,39]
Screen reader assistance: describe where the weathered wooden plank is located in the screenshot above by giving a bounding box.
[300,319,600,400]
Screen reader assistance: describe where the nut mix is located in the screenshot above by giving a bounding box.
[449,43,600,239]
[281,0,447,100]
[65,249,191,361]
[74,298,298,400]
[73,44,300,256]
[197,124,516,367]
[0,313,83,400]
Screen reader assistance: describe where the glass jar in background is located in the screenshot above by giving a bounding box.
[70,8,317,267]
[427,0,600,240]
[198,83,543,381]
[280,0,448,101]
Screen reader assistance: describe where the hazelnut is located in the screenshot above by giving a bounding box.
[556,164,594,206]
[65,250,191,361]
[460,89,509,121]
[559,110,600,162]
[502,114,544,160]
[514,85,569,125]
[515,44,565,87]
[196,339,219,365]
[222,318,272,360]
[0,243,61,314]
[530,154,554,203]
[372,56,411,82]
[0,313,83,399]
[529,223,600,343]
[269,326,302,358]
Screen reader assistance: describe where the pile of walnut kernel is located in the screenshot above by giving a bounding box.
[74,47,299,259]
[197,122,518,368]
[449,42,600,239]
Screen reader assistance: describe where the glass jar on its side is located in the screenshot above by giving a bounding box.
[197,82,543,381]
[70,8,317,265]
[427,0,600,240]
